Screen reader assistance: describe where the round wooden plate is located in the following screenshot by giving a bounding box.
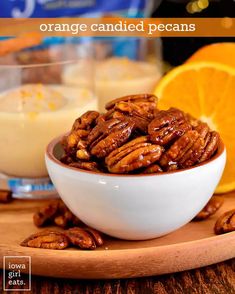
[0,194,234,279]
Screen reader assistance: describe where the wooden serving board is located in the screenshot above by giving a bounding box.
[0,194,234,279]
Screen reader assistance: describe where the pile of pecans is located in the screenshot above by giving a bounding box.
[21,200,104,250]
[61,94,220,174]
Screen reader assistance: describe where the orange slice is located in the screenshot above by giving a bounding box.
[186,42,235,68]
[154,62,235,194]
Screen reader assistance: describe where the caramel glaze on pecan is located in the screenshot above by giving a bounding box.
[193,196,224,221]
[65,227,103,250]
[143,163,163,174]
[33,199,81,229]
[105,136,163,173]
[148,108,192,146]
[21,230,69,250]
[61,110,100,164]
[104,94,157,133]
[214,209,235,235]
[159,126,220,171]
[87,117,135,158]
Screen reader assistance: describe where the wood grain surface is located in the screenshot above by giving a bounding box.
[0,259,234,293]
[0,195,235,279]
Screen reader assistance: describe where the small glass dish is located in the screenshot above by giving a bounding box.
[0,41,95,199]
[62,37,163,111]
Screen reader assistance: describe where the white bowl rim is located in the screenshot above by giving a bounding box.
[46,133,226,178]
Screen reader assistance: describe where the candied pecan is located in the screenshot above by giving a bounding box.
[69,161,100,172]
[54,200,81,228]
[84,227,104,246]
[148,108,192,146]
[33,200,59,227]
[105,94,157,115]
[193,196,224,221]
[33,200,81,228]
[21,230,69,250]
[104,94,157,133]
[61,111,99,156]
[214,209,235,235]
[143,164,163,174]
[65,227,96,249]
[106,136,163,173]
[178,136,205,168]
[72,110,99,132]
[160,130,203,169]
[199,131,220,163]
[87,118,135,158]
[184,113,200,128]
[194,122,210,139]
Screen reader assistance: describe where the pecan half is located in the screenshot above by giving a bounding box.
[143,164,163,174]
[33,200,59,227]
[148,108,192,146]
[65,227,103,250]
[61,111,100,157]
[33,200,81,228]
[72,110,100,132]
[105,94,157,116]
[193,196,224,221]
[160,130,204,169]
[199,131,220,163]
[106,136,163,173]
[21,230,69,250]
[87,118,135,158]
[214,209,235,235]
[69,161,100,172]
[84,227,104,246]
[194,122,210,139]
[104,94,157,133]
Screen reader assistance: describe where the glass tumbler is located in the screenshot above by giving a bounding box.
[63,37,163,111]
[0,41,95,199]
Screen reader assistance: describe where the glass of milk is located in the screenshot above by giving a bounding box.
[63,38,163,111]
[0,42,95,198]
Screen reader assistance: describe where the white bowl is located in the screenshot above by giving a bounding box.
[45,136,226,240]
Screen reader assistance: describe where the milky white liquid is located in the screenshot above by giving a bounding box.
[0,84,96,177]
[63,57,162,111]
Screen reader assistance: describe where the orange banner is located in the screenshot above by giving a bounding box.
[0,18,234,37]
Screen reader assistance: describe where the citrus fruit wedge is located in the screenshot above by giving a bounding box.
[154,62,235,194]
[186,42,235,68]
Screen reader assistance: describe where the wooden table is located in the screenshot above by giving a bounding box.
[1,259,234,293]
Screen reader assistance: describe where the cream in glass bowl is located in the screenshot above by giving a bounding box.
[0,83,95,178]
[0,41,95,198]
[63,57,162,111]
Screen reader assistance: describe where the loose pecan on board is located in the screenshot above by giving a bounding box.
[21,230,69,250]
[214,209,235,235]
[193,196,224,221]
[33,199,81,228]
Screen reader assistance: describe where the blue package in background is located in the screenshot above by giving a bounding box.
[0,0,161,59]
[0,0,155,18]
